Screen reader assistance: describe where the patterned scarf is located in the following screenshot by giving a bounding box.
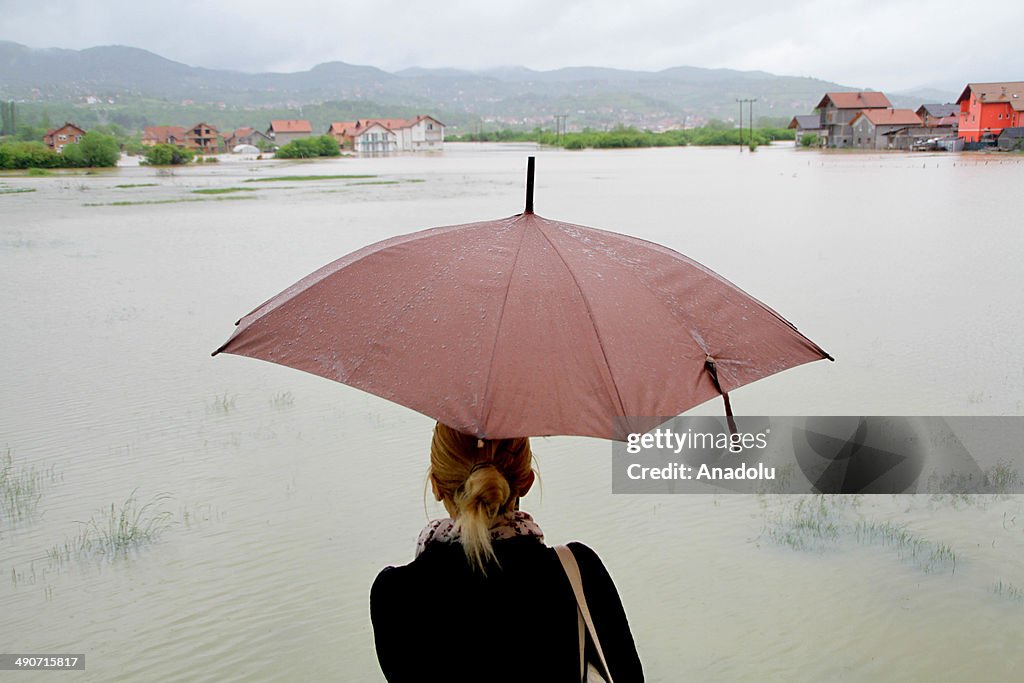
[415,510,544,558]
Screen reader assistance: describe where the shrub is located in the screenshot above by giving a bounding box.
[61,132,120,167]
[142,144,194,166]
[0,141,62,169]
[276,135,341,159]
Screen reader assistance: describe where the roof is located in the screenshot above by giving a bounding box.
[789,115,822,130]
[327,121,357,135]
[44,122,86,137]
[851,109,922,127]
[815,91,892,110]
[956,82,1024,111]
[188,122,218,133]
[231,127,255,138]
[999,127,1024,139]
[269,119,313,133]
[142,125,187,141]
[916,103,958,118]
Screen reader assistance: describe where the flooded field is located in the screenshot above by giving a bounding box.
[2,143,1023,681]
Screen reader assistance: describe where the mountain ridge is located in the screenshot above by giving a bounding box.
[0,41,958,130]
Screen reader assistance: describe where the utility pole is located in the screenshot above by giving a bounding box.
[554,114,567,144]
[736,98,757,151]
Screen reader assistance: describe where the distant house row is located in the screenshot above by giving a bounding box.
[789,81,1024,150]
[141,115,445,154]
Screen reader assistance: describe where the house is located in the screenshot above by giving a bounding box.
[326,116,444,154]
[998,127,1024,151]
[916,104,958,128]
[327,121,397,154]
[814,92,892,148]
[388,115,445,151]
[849,109,923,149]
[183,122,219,154]
[956,82,1024,143]
[142,126,187,147]
[43,122,86,152]
[267,119,314,146]
[225,127,273,149]
[788,115,824,146]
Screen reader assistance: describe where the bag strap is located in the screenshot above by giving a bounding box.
[555,544,614,683]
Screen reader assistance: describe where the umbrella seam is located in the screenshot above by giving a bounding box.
[533,218,628,420]
[478,215,531,435]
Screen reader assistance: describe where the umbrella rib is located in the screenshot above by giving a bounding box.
[479,219,531,434]
[534,221,628,420]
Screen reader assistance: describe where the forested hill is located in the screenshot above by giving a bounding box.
[0,41,955,131]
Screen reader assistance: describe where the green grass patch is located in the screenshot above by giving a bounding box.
[114,183,158,188]
[192,187,258,195]
[84,196,258,207]
[244,174,377,183]
[27,167,53,176]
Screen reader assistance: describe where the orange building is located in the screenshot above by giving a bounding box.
[956,82,1024,143]
[43,122,86,152]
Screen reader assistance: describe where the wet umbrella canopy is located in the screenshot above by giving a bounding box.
[214,158,831,440]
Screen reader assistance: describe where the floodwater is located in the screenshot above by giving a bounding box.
[1,143,1023,681]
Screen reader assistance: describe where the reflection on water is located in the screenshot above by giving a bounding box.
[1,144,1022,681]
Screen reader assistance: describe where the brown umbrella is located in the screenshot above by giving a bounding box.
[214,158,831,440]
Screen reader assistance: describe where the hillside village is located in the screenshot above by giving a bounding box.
[789,82,1024,151]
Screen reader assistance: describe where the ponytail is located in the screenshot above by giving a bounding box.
[429,423,533,573]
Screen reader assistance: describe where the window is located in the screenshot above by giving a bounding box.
[58,134,67,141]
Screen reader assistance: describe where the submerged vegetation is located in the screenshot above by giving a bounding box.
[47,491,173,563]
[1,449,57,523]
[763,494,960,575]
[244,174,376,182]
[449,123,795,150]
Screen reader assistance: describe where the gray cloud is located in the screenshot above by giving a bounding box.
[1,0,1021,91]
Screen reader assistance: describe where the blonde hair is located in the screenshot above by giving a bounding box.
[429,423,533,572]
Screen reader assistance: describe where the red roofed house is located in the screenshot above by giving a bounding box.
[43,122,86,153]
[267,119,314,146]
[815,92,892,148]
[849,109,923,149]
[327,116,444,154]
[956,81,1024,143]
[327,121,397,154]
[142,126,187,147]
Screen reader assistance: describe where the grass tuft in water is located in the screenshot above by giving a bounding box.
[207,392,237,414]
[0,186,36,194]
[1,449,58,523]
[271,391,295,408]
[992,580,1024,604]
[47,491,173,563]
[114,183,159,188]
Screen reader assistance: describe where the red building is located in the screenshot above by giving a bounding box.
[43,122,86,152]
[956,81,1024,143]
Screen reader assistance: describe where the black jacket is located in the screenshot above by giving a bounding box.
[370,536,643,682]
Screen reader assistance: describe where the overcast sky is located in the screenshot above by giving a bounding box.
[2,0,1021,92]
